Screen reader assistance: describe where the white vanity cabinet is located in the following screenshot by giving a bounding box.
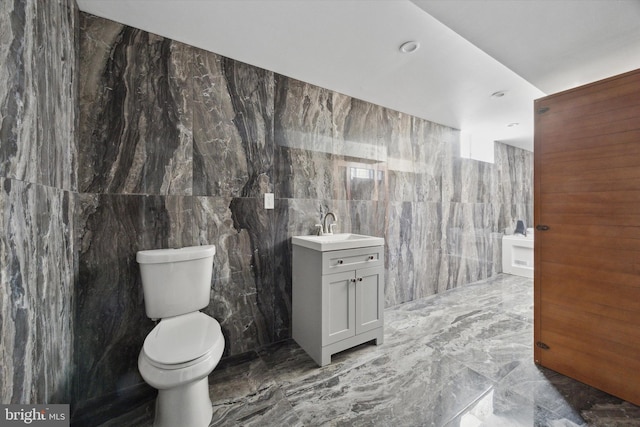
[292,245,384,366]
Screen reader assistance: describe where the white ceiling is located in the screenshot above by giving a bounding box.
[76,0,640,152]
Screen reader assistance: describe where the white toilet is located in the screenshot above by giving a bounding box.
[136,245,225,427]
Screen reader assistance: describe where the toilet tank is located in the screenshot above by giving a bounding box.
[136,245,216,319]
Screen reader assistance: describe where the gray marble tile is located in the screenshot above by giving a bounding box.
[451,156,497,204]
[275,145,337,200]
[227,196,276,343]
[347,199,385,237]
[411,248,446,299]
[274,76,335,200]
[386,111,414,203]
[194,195,279,355]
[444,386,584,427]
[383,275,531,348]
[497,362,634,425]
[0,178,75,404]
[218,58,275,198]
[33,0,78,190]
[410,202,444,299]
[332,94,391,164]
[274,76,333,153]
[1,178,39,402]
[430,318,533,384]
[95,401,154,427]
[1,0,77,190]
[78,14,193,195]
[289,356,493,427]
[581,401,640,426]
[1,0,37,183]
[193,196,273,355]
[208,353,301,427]
[33,186,75,403]
[387,169,414,203]
[384,201,416,305]
[191,49,242,197]
[495,142,534,208]
[443,202,500,287]
[332,94,392,202]
[192,51,274,198]
[212,386,300,427]
[411,118,450,204]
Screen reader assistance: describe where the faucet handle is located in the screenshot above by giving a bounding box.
[314,224,323,236]
[329,223,337,235]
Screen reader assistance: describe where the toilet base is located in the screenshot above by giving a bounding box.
[154,377,213,427]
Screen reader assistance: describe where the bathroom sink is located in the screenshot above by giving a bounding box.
[292,233,384,252]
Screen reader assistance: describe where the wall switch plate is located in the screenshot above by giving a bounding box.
[264,193,274,209]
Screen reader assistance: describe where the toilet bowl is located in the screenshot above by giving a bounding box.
[136,245,224,427]
[138,312,224,427]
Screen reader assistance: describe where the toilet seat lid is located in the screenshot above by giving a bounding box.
[143,312,222,366]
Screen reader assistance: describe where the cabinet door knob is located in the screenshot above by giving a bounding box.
[337,259,344,265]
[350,278,357,283]
[358,277,363,282]
[368,255,375,260]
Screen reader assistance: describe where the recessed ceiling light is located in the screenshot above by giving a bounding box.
[399,41,420,53]
[491,91,507,98]
[507,122,519,127]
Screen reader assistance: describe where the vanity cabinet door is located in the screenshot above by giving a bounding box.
[322,265,384,346]
[355,266,384,335]
[322,270,356,345]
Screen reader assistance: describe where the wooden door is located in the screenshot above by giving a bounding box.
[534,68,640,405]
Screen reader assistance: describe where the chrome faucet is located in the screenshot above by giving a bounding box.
[322,212,337,235]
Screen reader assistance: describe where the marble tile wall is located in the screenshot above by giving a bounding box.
[75,12,533,410]
[0,0,77,405]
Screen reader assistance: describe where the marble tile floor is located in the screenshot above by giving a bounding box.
[98,274,640,427]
